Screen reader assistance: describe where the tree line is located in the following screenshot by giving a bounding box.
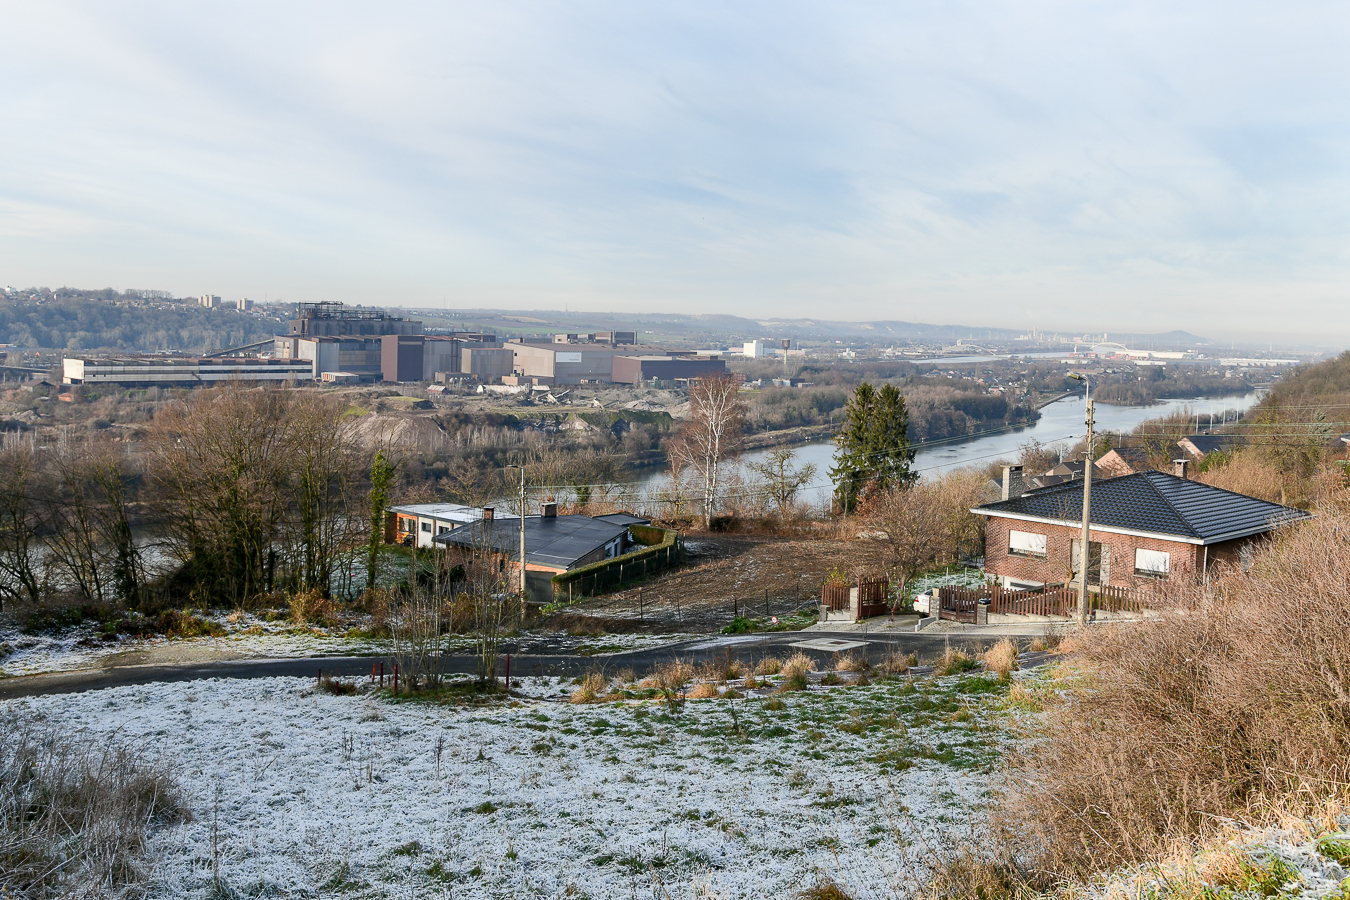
[0,386,385,612]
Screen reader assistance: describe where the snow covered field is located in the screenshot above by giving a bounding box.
[3,671,1013,899]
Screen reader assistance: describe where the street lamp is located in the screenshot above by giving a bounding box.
[1067,373,1094,627]
[503,465,528,597]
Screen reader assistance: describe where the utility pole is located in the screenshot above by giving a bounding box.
[1067,374,1094,627]
[505,465,527,597]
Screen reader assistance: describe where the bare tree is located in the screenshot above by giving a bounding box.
[747,448,817,518]
[860,471,985,606]
[41,435,142,606]
[284,393,364,596]
[146,386,297,606]
[670,375,746,529]
[0,434,46,609]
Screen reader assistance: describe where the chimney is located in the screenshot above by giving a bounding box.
[1172,459,1189,480]
[541,502,557,519]
[481,507,495,521]
[1001,465,1024,501]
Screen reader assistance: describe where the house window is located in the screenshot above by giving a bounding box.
[438,525,450,535]
[397,517,414,533]
[421,522,432,533]
[1008,530,1046,558]
[1135,548,1170,578]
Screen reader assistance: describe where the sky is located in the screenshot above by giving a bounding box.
[2,1,1348,342]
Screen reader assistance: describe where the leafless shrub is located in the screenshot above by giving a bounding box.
[0,713,189,899]
[995,492,1350,881]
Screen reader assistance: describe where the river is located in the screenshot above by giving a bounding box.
[631,390,1264,509]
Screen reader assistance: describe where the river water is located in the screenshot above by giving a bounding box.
[632,390,1264,509]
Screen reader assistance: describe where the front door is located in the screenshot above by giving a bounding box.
[1072,540,1105,586]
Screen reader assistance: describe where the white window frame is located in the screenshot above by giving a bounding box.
[1008,530,1047,559]
[1134,548,1170,578]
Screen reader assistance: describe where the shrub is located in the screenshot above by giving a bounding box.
[722,616,753,634]
[994,493,1350,879]
[688,682,719,699]
[0,714,189,898]
[831,652,866,672]
[980,638,1018,681]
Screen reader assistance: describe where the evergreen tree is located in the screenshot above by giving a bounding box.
[830,382,916,512]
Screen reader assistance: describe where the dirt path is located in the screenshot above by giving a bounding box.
[550,534,882,632]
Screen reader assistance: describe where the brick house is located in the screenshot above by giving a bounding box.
[974,466,1310,590]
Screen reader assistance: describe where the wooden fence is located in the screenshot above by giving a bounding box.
[821,579,891,618]
[937,582,1155,621]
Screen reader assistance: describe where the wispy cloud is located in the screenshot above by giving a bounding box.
[2,1,1347,340]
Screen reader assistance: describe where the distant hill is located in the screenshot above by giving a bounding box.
[408,306,1211,350]
[0,290,283,353]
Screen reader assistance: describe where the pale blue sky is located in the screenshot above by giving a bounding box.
[2,2,1348,340]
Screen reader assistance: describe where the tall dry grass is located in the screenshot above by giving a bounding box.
[0,714,189,899]
[993,488,1350,882]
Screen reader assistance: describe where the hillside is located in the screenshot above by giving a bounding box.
[0,289,284,353]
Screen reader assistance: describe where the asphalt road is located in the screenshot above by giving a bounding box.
[0,630,1011,699]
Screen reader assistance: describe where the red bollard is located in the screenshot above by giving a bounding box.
[317,668,322,684]
[379,662,384,687]
[371,662,376,683]
[393,664,399,696]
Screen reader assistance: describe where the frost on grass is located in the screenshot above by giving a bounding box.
[2,672,1014,899]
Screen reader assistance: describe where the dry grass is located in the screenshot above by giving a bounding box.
[289,587,337,626]
[648,660,695,694]
[755,656,784,676]
[688,682,720,699]
[993,489,1350,881]
[933,648,976,676]
[779,651,814,691]
[795,882,854,900]
[783,651,813,677]
[0,713,189,899]
[1027,634,1054,653]
[743,672,760,690]
[877,650,917,676]
[980,638,1018,681]
[569,672,608,704]
[831,652,867,673]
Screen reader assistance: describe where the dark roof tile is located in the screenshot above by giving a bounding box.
[975,471,1309,543]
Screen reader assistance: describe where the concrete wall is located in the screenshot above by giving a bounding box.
[462,347,514,379]
[381,335,424,382]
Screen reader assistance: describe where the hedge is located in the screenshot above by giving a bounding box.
[551,526,683,600]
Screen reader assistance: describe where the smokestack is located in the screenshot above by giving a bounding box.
[1001,465,1024,501]
[1172,459,1189,480]
[481,507,495,521]
[541,502,557,519]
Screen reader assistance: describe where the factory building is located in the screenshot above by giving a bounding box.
[63,356,313,387]
[611,355,728,384]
